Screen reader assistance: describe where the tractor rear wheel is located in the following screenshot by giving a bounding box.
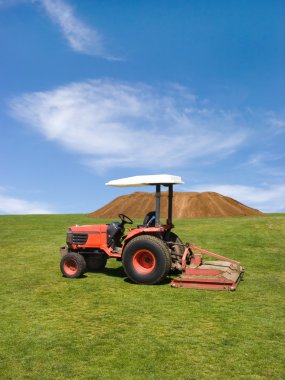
[85,254,107,271]
[60,252,86,278]
[122,235,171,285]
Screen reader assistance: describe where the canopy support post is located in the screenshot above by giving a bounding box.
[155,184,161,227]
[168,184,173,225]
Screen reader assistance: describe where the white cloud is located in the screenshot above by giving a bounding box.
[189,184,285,213]
[0,192,54,214]
[10,79,247,172]
[239,152,285,179]
[265,111,285,135]
[40,0,117,59]
[0,0,118,59]
[267,115,285,135]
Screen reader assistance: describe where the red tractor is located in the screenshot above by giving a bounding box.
[60,175,244,290]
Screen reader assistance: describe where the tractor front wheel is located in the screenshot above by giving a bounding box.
[122,235,171,285]
[60,252,86,278]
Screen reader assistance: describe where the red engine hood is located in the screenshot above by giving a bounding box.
[69,225,108,233]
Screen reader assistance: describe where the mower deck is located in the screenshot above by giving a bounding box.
[171,245,244,291]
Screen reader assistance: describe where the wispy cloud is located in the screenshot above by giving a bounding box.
[0,188,54,214]
[40,0,119,59]
[189,184,285,213]
[0,0,119,59]
[239,152,285,179]
[266,111,285,135]
[10,79,247,172]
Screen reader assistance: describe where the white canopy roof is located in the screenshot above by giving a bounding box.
[106,174,184,187]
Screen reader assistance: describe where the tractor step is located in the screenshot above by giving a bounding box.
[171,246,244,291]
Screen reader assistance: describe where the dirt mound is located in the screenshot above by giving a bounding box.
[87,191,263,219]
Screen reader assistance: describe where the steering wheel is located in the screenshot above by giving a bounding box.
[118,213,133,225]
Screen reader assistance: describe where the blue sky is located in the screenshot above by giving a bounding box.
[0,0,284,214]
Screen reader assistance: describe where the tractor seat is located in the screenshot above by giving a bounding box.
[137,211,156,228]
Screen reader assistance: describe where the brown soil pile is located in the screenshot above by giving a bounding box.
[88,191,263,219]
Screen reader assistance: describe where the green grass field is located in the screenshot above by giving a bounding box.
[0,214,284,380]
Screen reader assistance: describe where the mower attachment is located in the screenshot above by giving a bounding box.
[171,244,244,291]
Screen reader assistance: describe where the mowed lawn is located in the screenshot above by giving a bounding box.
[0,214,284,380]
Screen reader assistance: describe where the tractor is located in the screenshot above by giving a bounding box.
[60,175,244,290]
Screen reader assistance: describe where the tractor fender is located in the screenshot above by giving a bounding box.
[122,227,163,254]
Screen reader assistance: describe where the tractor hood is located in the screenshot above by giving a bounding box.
[69,225,107,233]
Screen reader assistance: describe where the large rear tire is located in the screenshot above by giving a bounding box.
[122,235,171,284]
[60,252,86,278]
